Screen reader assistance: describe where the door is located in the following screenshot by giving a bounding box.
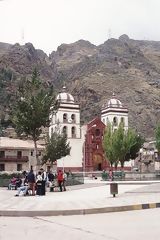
[93,154,103,171]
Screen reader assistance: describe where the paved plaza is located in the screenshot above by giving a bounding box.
[0,179,160,216]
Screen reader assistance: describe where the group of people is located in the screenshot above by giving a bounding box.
[14,167,47,196]
[8,167,68,197]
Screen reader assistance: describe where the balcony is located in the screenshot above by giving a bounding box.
[0,156,29,162]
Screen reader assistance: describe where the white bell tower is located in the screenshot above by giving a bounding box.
[49,86,81,138]
[101,93,128,131]
[49,86,83,171]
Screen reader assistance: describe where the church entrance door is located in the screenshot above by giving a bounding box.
[93,154,103,171]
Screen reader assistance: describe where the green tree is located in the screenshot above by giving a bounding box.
[125,134,144,161]
[114,124,144,168]
[103,123,118,168]
[12,69,58,165]
[155,123,160,154]
[42,132,71,165]
[103,123,144,168]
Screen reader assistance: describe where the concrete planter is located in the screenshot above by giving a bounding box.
[0,179,10,187]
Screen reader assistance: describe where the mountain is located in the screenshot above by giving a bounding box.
[0,35,160,138]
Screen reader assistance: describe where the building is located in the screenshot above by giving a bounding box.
[0,137,44,171]
[49,87,129,172]
[84,117,109,171]
[135,141,159,173]
[101,93,128,131]
[49,86,84,171]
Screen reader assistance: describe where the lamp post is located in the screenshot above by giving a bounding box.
[83,142,86,178]
[139,148,143,180]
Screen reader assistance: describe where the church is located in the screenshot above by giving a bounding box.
[49,87,129,172]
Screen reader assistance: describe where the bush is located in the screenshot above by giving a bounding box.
[0,171,22,179]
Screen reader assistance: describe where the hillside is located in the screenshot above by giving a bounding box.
[0,35,160,138]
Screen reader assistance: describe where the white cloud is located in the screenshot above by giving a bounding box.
[0,0,160,54]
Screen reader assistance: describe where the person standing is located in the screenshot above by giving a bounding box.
[40,168,47,195]
[27,167,36,195]
[63,171,67,191]
[36,171,43,196]
[57,170,63,192]
[48,170,54,187]
[109,169,113,181]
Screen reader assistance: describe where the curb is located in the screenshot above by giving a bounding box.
[0,202,160,217]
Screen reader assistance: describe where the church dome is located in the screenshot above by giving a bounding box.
[102,93,123,109]
[56,86,74,103]
[107,93,122,108]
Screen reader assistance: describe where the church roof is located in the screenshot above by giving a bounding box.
[107,93,122,108]
[56,86,74,103]
[0,137,44,150]
[102,93,125,110]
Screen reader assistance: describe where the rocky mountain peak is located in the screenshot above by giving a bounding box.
[0,36,160,137]
[119,34,130,41]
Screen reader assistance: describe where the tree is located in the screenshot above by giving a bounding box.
[103,123,144,168]
[126,134,144,161]
[114,124,144,168]
[12,69,58,165]
[42,132,71,165]
[103,123,118,168]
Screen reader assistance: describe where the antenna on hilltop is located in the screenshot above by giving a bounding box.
[108,28,112,39]
[21,28,25,45]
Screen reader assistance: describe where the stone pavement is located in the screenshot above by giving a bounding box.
[0,179,160,217]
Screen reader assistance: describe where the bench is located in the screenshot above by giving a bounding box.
[113,171,125,180]
[8,184,17,190]
[102,172,109,181]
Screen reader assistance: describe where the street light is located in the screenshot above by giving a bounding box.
[139,148,143,180]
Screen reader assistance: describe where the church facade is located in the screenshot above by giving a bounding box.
[49,88,129,172]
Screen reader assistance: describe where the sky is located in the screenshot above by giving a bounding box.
[0,0,160,54]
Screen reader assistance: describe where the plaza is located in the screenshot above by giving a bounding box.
[0,178,160,216]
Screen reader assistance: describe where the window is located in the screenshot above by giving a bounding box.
[71,114,76,123]
[17,151,22,158]
[95,129,100,136]
[31,151,33,156]
[62,126,67,136]
[121,117,124,123]
[113,117,118,126]
[0,151,5,158]
[63,113,67,123]
[71,126,76,138]
[0,164,5,171]
[17,164,22,171]
[39,151,41,156]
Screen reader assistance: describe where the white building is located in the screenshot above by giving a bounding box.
[0,137,44,172]
[49,87,84,171]
[101,93,128,131]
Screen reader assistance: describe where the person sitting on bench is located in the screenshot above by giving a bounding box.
[8,177,17,190]
[15,176,29,196]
